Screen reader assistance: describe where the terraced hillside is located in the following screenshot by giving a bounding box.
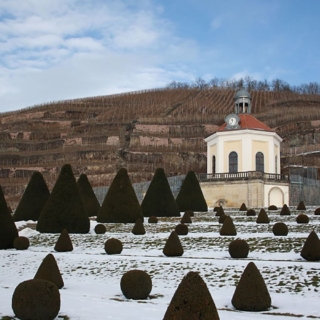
[1,87,320,207]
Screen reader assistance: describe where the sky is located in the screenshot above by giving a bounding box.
[1,0,320,112]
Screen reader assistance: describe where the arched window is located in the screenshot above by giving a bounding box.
[256,152,264,172]
[229,152,238,173]
[212,155,216,174]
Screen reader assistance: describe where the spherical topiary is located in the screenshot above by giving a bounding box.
[301,231,320,261]
[132,218,146,235]
[104,238,123,254]
[13,236,30,250]
[12,279,60,320]
[148,216,158,223]
[181,211,192,224]
[120,270,152,300]
[94,223,107,234]
[163,271,220,320]
[228,239,249,258]
[231,262,271,311]
[280,204,291,215]
[163,231,183,257]
[246,209,256,216]
[268,205,278,211]
[296,214,309,224]
[314,208,320,215]
[185,209,194,217]
[239,203,247,211]
[297,201,306,210]
[272,222,288,236]
[219,214,227,224]
[175,223,188,235]
[220,216,237,236]
[54,229,73,252]
[256,209,270,224]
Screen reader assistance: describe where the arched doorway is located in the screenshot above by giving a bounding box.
[268,187,284,207]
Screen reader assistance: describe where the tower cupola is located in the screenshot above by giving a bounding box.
[234,88,252,114]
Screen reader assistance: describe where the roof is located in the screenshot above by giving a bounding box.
[234,88,251,100]
[215,114,273,132]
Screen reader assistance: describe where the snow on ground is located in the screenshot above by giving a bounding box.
[1,208,320,319]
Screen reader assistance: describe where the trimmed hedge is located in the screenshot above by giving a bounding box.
[94,224,107,234]
[97,168,144,223]
[104,238,123,254]
[132,218,146,235]
[296,214,309,224]
[54,229,73,252]
[301,231,320,261]
[280,204,290,216]
[181,211,192,224]
[256,209,270,224]
[239,203,247,211]
[175,170,208,212]
[297,201,306,210]
[175,223,188,235]
[13,236,30,250]
[268,205,278,211]
[148,216,158,223]
[220,216,237,236]
[163,231,183,257]
[272,222,288,236]
[246,209,256,216]
[228,239,249,258]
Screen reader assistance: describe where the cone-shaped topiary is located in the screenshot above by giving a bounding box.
[268,205,278,211]
[181,211,192,224]
[120,270,152,300]
[77,173,100,217]
[175,223,189,235]
[314,208,320,215]
[219,214,227,224]
[296,213,309,224]
[13,236,30,250]
[163,231,183,256]
[246,209,256,216]
[175,170,208,212]
[229,239,249,258]
[220,216,237,236]
[280,204,291,215]
[213,206,219,212]
[272,222,288,236]
[239,203,247,211]
[300,231,320,261]
[104,238,123,254]
[12,279,60,320]
[148,216,158,223]
[141,168,180,217]
[34,253,64,289]
[94,223,107,234]
[163,271,220,320]
[297,200,306,210]
[215,206,225,216]
[54,229,73,252]
[0,185,18,249]
[185,209,194,217]
[231,262,271,311]
[97,168,143,223]
[36,164,90,233]
[132,218,146,235]
[13,171,50,222]
[256,209,270,223]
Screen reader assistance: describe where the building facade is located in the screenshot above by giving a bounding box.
[200,89,289,208]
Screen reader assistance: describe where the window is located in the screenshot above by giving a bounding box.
[229,152,238,173]
[212,155,216,174]
[256,152,264,172]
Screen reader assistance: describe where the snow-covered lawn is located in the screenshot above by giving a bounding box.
[1,208,320,319]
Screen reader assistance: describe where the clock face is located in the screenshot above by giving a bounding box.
[228,117,237,126]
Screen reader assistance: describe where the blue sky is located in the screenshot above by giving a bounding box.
[1,0,320,112]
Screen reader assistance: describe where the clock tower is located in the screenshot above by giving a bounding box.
[200,88,289,208]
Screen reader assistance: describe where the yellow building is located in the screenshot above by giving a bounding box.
[200,89,289,208]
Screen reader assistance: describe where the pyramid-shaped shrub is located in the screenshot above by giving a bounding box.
[232,262,271,311]
[132,218,146,235]
[0,185,18,249]
[175,170,208,212]
[77,173,100,217]
[163,271,220,320]
[36,164,89,233]
[219,216,237,236]
[34,253,64,289]
[239,203,247,211]
[215,206,225,216]
[256,209,270,223]
[54,229,73,252]
[163,231,183,257]
[300,231,320,261]
[13,171,50,222]
[181,211,192,224]
[219,214,227,224]
[297,200,306,210]
[97,168,143,223]
[280,204,291,215]
[141,168,180,217]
